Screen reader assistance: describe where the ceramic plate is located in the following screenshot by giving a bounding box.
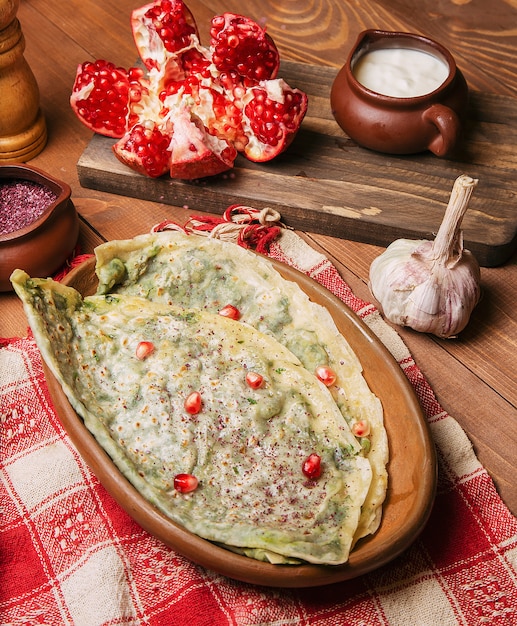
[42,255,437,587]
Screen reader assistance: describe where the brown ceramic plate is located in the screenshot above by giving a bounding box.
[43,255,437,587]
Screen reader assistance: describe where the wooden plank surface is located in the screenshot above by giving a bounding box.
[77,60,517,267]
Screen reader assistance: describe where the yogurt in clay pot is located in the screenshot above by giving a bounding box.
[330,30,469,157]
[353,47,450,98]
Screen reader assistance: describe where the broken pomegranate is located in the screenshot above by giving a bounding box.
[70,0,308,180]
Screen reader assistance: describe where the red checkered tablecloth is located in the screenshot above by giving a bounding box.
[1,228,516,625]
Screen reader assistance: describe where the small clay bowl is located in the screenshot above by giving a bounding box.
[0,164,79,291]
[330,30,469,157]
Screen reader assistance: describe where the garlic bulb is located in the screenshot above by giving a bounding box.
[369,175,481,339]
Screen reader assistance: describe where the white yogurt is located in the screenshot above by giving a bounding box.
[353,47,450,98]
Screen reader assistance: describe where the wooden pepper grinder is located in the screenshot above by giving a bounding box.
[0,0,47,162]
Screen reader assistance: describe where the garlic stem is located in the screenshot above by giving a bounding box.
[432,175,478,265]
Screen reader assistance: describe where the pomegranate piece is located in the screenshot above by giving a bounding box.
[131,0,199,70]
[218,304,241,320]
[135,340,155,359]
[210,13,280,82]
[315,365,337,387]
[70,61,148,138]
[182,78,248,151]
[171,47,212,83]
[184,391,202,414]
[245,371,264,389]
[352,419,371,438]
[166,107,237,180]
[113,121,172,177]
[302,453,322,480]
[242,79,308,162]
[174,473,199,493]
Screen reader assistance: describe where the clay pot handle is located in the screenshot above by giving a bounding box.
[422,104,461,158]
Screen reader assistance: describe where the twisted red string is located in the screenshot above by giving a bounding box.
[184,204,284,253]
[53,205,283,283]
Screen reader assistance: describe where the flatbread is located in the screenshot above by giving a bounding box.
[94,231,388,541]
[12,270,373,565]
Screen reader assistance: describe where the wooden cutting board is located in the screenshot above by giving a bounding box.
[77,60,517,267]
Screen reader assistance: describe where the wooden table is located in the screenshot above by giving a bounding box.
[2,0,516,516]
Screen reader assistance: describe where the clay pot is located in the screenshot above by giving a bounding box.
[330,30,469,157]
[0,164,79,291]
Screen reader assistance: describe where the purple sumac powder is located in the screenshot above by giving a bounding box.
[0,180,58,235]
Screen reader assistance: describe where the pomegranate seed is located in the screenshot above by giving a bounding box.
[352,420,371,438]
[245,372,264,389]
[174,473,199,493]
[184,391,202,415]
[135,341,154,360]
[302,453,322,479]
[218,304,241,320]
[315,365,337,387]
[227,34,239,48]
